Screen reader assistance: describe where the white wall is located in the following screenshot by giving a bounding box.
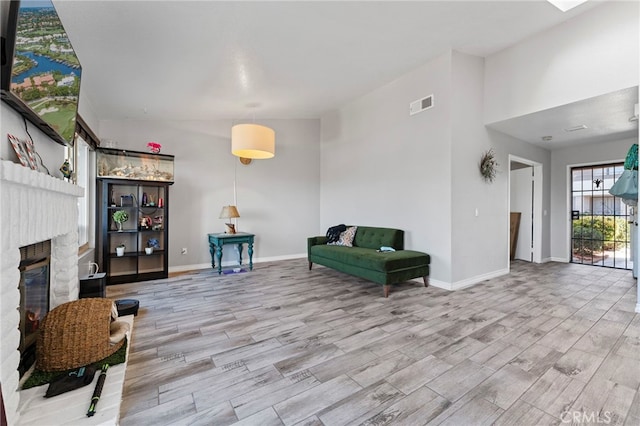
[451,52,508,283]
[491,128,552,261]
[550,137,638,261]
[450,52,551,285]
[484,1,639,124]
[1,103,66,177]
[98,118,320,271]
[78,90,100,134]
[320,51,454,283]
[320,50,554,287]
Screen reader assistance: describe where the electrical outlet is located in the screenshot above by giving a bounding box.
[181,248,187,255]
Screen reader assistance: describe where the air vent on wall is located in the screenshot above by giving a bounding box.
[409,94,434,116]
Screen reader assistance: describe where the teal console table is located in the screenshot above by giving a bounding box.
[208,232,255,275]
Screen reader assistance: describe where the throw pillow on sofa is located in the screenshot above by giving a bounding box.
[326,224,347,243]
[328,226,357,247]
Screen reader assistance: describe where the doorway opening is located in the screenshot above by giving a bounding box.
[571,163,633,270]
[508,155,543,266]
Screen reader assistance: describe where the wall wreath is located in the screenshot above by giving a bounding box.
[479,148,499,183]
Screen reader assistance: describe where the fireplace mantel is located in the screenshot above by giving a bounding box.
[0,160,84,425]
[0,160,84,199]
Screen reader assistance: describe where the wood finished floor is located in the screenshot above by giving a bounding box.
[108,259,640,426]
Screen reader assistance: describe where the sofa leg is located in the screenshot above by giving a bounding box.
[383,285,390,298]
[308,262,313,271]
[423,276,429,287]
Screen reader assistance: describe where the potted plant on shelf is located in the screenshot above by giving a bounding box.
[113,210,129,232]
[116,244,125,257]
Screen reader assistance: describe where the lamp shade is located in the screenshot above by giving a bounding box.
[219,205,240,219]
[231,124,275,159]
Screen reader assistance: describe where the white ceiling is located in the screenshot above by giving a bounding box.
[488,86,639,150]
[51,0,637,148]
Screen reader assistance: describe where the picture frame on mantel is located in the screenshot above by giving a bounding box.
[22,137,38,171]
[8,134,31,169]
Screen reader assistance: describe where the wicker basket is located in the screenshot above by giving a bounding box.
[36,298,125,372]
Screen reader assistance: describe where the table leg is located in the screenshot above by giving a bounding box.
[216,245,223,275]
[209,243,217,270]
[248,242,254,271]
[237,243,244,266]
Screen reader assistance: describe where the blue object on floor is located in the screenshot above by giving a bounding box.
[222,268,247,275]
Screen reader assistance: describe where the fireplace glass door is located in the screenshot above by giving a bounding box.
[19,257,50,376]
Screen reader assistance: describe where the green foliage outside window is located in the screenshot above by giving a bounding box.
[572,215,629,255]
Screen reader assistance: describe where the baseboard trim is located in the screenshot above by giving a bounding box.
[411,268,510,291]
[451,268,510,290]
[168,253,307,274]
[253,253,307,263]
[412,277,452,291]
[169,263,211,274]
[549,257,570,263]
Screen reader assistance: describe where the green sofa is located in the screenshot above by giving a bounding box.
[307,226,430,297]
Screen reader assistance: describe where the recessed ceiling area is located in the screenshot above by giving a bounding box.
[487,86,639,150]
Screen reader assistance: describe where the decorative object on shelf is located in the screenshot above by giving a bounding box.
[146,141,162,154]
[59,160,72,180]
[8,134,32,169]
[8,134,40,171]
[144,247,153,255]
[219,205,240,234]
[479,148,499,183]
[147,238,160,249]
[152,215,163,230]
[112,210,129,232]
[231,123,275,164]
[115,244,125,257]
[120,194,134,207]
[23,137,39,171]
[139,215,152,230]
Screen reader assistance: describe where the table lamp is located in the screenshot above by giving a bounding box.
[219,205,240,234]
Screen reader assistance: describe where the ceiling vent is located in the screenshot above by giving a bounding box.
[409,95,434,116]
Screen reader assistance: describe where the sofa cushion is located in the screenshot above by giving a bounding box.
[311,245,429,272]
[328,226,357,247]
[353,226,404,250]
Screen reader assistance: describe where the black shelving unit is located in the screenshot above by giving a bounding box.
[97,178,172,285]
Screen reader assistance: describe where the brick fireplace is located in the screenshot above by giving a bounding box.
[0,160,83,425]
